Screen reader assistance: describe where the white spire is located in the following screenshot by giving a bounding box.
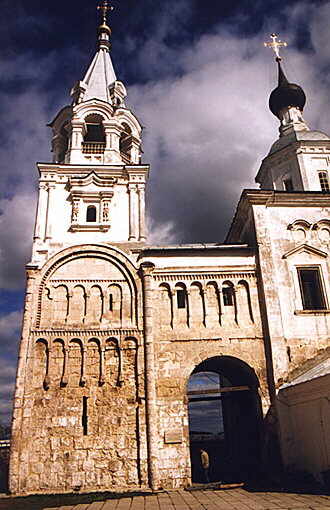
[81,47,117,103]
[70,1,118,105]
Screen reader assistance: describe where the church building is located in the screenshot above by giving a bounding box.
[9,5,330,495]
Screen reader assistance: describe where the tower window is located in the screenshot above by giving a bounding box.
[119,123,132,157]
[318,171,330,192]
[177,289,186,309]
[109,293,113,311]
[86,205,97,222]
[84,114,105,143]
[283,178,294,191]
[223,287,234,306]
[297,267,326,310]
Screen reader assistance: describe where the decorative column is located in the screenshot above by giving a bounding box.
[171,289,177,329]
[68,120,85,164]
[201,287,207,327]
[45,184,56,241]
[34,182,48,241]
[103,122,122,164]
[71,197,80,225]
[140,262,160,491]
[61,346,69,387]
[128,184,139,241]
[80,346,87,387]
[186,289,191,328]
[138,184,146,241]
[99,347,105,386]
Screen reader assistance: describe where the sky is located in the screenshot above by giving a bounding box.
[1,0,330,425]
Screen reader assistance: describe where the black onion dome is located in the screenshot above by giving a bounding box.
[269,60,306,118]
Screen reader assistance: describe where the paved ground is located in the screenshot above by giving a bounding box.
[1,488,330,510]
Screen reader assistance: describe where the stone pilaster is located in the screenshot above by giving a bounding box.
[128,184,139,241]
[138,184,146,241]
[45,184,56,241]
[140,262,159,491]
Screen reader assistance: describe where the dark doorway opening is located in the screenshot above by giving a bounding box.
[187,356,262,484]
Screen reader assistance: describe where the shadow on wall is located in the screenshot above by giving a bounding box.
[0,447,9,492]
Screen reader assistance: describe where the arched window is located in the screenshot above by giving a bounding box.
[84,114,105,142]
[318,171,330,192]
[119,123,132,156]
[82,114,105,154]
[86,205,97,222]
[222,283,234,306]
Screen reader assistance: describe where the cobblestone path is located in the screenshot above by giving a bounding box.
[1,488,330,510]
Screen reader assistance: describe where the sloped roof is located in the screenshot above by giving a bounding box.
[81,48,117,103]
[280,357,330,389]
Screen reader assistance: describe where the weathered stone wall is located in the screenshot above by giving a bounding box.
[10,245,147,494]
[150,268,268,489]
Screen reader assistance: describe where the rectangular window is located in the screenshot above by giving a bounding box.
[283,178,294,191]
[319,171,330,192]
[177,289,186,309]
[109,293,113,311]
[297,268,326,310]
[223,287,234,306]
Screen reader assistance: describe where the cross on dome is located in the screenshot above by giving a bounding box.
[97,1,114,25]
[264,33,287,62]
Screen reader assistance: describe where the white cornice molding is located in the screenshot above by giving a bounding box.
[282,243,328,259]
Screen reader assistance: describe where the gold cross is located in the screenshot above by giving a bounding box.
[264,33,287,61]
[97,1,114,24]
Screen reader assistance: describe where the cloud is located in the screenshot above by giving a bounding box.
[0,310,22,357]
[0,312,21,425]
[0,193,36,289]
[0,356,18,426]
[128,2,330,243]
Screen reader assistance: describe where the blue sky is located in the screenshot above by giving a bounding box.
[1,0,330,425]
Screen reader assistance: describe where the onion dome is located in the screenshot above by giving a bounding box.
[269,60,306,119]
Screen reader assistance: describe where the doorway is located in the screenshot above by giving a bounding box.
[187,356,262,484]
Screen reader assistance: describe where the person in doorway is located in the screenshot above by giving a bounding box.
[199,448,210,483]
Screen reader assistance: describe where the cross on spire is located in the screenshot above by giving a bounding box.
[97,1,114,25]
[264,33,287,62]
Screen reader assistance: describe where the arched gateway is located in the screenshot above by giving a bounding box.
[187,356,263,484]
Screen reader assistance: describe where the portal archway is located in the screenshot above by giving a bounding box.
[187,356,263,484]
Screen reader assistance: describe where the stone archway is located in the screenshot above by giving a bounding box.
[187,356,263,484]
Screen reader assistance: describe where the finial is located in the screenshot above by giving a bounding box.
[264,33,288,62]
[97,1,114,26]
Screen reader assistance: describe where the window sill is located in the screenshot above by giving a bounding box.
[69,223,110,233]
[294,309,330,316]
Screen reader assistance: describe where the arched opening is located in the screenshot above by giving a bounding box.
[86,205,97,222]
[119,123,132,161]
[83,114,106,154]
[187,356,262,484]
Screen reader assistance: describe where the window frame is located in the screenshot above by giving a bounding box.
[297,266,327,310]
[318,171,330,192]
[222,286,234,306]
[176,289,186,309]
[86,204,97,223]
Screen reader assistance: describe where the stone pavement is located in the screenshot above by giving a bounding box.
[1,488,330,510]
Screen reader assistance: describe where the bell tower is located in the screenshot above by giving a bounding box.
[32,1,148,267]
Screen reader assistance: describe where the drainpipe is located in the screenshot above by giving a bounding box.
[140,262,159,490]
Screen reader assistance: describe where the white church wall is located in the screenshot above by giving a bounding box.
[277,374,330,483]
